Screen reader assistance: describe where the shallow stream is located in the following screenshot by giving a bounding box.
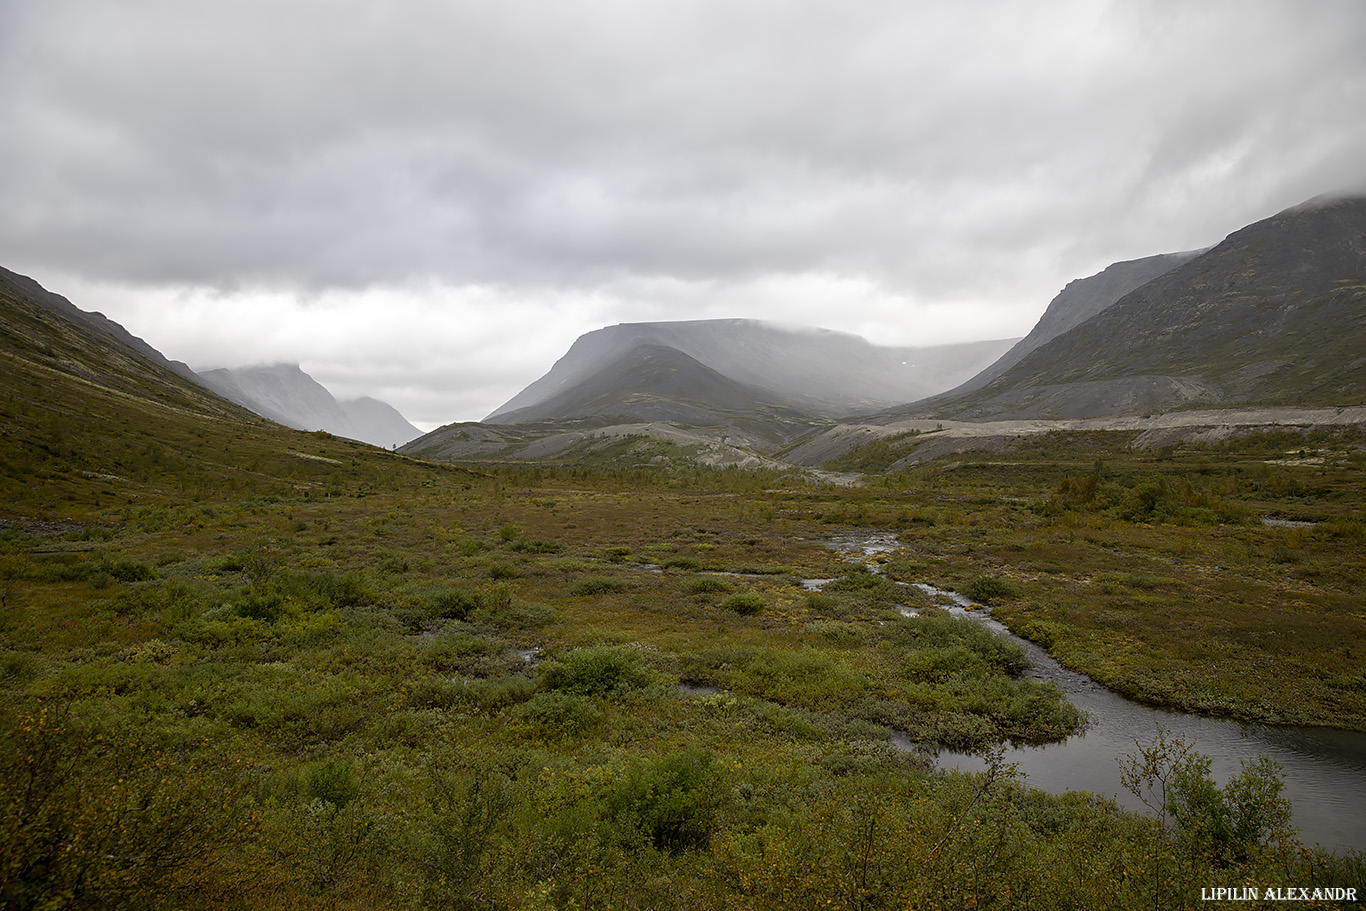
[816,533,1366,853]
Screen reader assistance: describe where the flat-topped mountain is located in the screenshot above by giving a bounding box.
[927,194,1366,420]
[486,343,819,441]
[486,319,1017,426]
[197,363,420,449]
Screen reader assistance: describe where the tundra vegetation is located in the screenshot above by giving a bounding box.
[1,387,1363,907]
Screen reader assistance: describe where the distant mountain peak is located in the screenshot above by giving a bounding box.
[486,319,1017,425]
[197,363,420,448]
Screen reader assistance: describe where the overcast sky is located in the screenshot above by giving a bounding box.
[3,0,1363,429]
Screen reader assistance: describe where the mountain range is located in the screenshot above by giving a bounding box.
[197,363,421,449]
[486,319,1017,425]
[0,264,421,449]
[4,190,1363,474]
[405,191,1366,466]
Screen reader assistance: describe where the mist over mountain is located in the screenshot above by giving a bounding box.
[486,319,1017,424]
[197,364,420,449]
[486,343,824,440]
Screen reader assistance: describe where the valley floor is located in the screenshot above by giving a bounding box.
[2,420,1363,909]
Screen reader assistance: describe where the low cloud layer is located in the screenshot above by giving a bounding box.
[3,0,1363,426]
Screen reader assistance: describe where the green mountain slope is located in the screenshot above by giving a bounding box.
[487,343,821,439]
[938,195,1366,419]
[0,268,424,520]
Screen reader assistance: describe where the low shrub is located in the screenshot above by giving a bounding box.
[449,674,537,712]
[486,561,519,580]
[507,538,563,554]
[539,645,658,696]
[963,575,1021,604]
[510,690,601,738]
[421,632,500,672]
[606,746,723,853]
[721,593,765,615]
[709,648,867,711]
[567,576,632,597]
[425,588,482,621]
[471,599,557,629]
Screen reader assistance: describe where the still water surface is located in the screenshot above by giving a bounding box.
[820,534,1366,853]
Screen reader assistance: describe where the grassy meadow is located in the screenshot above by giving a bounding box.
[2,372,1365,907]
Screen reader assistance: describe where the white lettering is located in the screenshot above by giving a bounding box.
[1205,885,1355,902]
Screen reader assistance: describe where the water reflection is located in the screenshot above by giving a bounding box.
[936,605,1366,853]
[820,534,1366,853]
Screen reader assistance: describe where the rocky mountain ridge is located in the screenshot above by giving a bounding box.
[925,193,1366,420]
[197,363,420,449]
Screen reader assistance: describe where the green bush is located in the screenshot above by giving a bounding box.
[233,590,285,623]
[511,690,601,738]
[1169,753,1295,865]
[421,632,499,672]
[686,576,732,594]
[606,746,723,853]
[902,644,987,682]
[471,599,557,629]
[305,758,360,807]
[408,676,461,709]
[713,648,867,710]
[539,645,658,696]
[567,576,632,597]
[486,561,519,580]
[449,674,537,712]
[425,588,481,620]
[963,575,1022,605]
[721,593,765,615]
[825,567,904,604]
[886,613,1028,676]
[42,552,157,585]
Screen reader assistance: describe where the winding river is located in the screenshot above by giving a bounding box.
[819,534,1366,854]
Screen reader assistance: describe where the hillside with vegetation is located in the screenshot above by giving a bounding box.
[2,269,1364,909]
[928,194,1366,419]
[486,319,1017,424]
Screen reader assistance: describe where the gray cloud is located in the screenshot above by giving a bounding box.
[2,0,1363,424]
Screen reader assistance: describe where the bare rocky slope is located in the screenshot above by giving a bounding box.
[782,405,1366,470]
